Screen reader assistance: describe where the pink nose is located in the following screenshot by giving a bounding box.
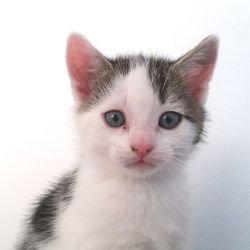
[131,143,154,158]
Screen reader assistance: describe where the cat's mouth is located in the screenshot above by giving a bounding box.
[126,159,156,170]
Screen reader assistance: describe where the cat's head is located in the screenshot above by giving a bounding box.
[66,33,218,178]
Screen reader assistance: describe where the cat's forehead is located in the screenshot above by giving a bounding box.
[115,65,161,125]
[110,58,184,109]
[99,64,184,118]
[118,65,158,107]
[86,55,184,111]
[109,55,180,104]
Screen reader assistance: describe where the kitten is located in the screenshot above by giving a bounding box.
[16,33,218,250]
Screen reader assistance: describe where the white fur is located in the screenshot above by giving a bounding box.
[41,65,197,250]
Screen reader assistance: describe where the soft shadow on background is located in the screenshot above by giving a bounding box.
[0,0,249,249]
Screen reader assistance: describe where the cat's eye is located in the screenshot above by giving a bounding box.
[159,111,182,129]
[104,110,125,128]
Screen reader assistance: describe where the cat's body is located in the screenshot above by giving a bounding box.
[21,168,187,250]
[16,34,218,250]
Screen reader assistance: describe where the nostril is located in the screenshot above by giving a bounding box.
[146,147,152,153]
[131,146,138,153]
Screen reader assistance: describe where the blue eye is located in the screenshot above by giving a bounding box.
[104,110,125,127]
[159,111,182,129]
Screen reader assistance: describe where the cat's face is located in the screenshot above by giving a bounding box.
[67,33,218,178]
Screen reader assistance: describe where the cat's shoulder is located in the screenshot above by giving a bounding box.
[16,169,77,250]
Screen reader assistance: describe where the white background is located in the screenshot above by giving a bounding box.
[0,0,250,249]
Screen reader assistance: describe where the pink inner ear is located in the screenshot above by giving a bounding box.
[188,63,214,101]
[66,33,95,98]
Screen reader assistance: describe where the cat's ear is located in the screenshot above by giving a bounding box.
[174,36,219,104]
[66,33,111,104]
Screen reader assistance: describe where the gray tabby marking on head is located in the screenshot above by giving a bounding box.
[84,55,147,110]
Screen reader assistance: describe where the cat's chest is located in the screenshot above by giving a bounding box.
[53,177,186,250]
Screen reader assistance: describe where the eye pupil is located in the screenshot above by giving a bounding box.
[165,115,172,124]
[159,111,182,129]
[112,114,119,123]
